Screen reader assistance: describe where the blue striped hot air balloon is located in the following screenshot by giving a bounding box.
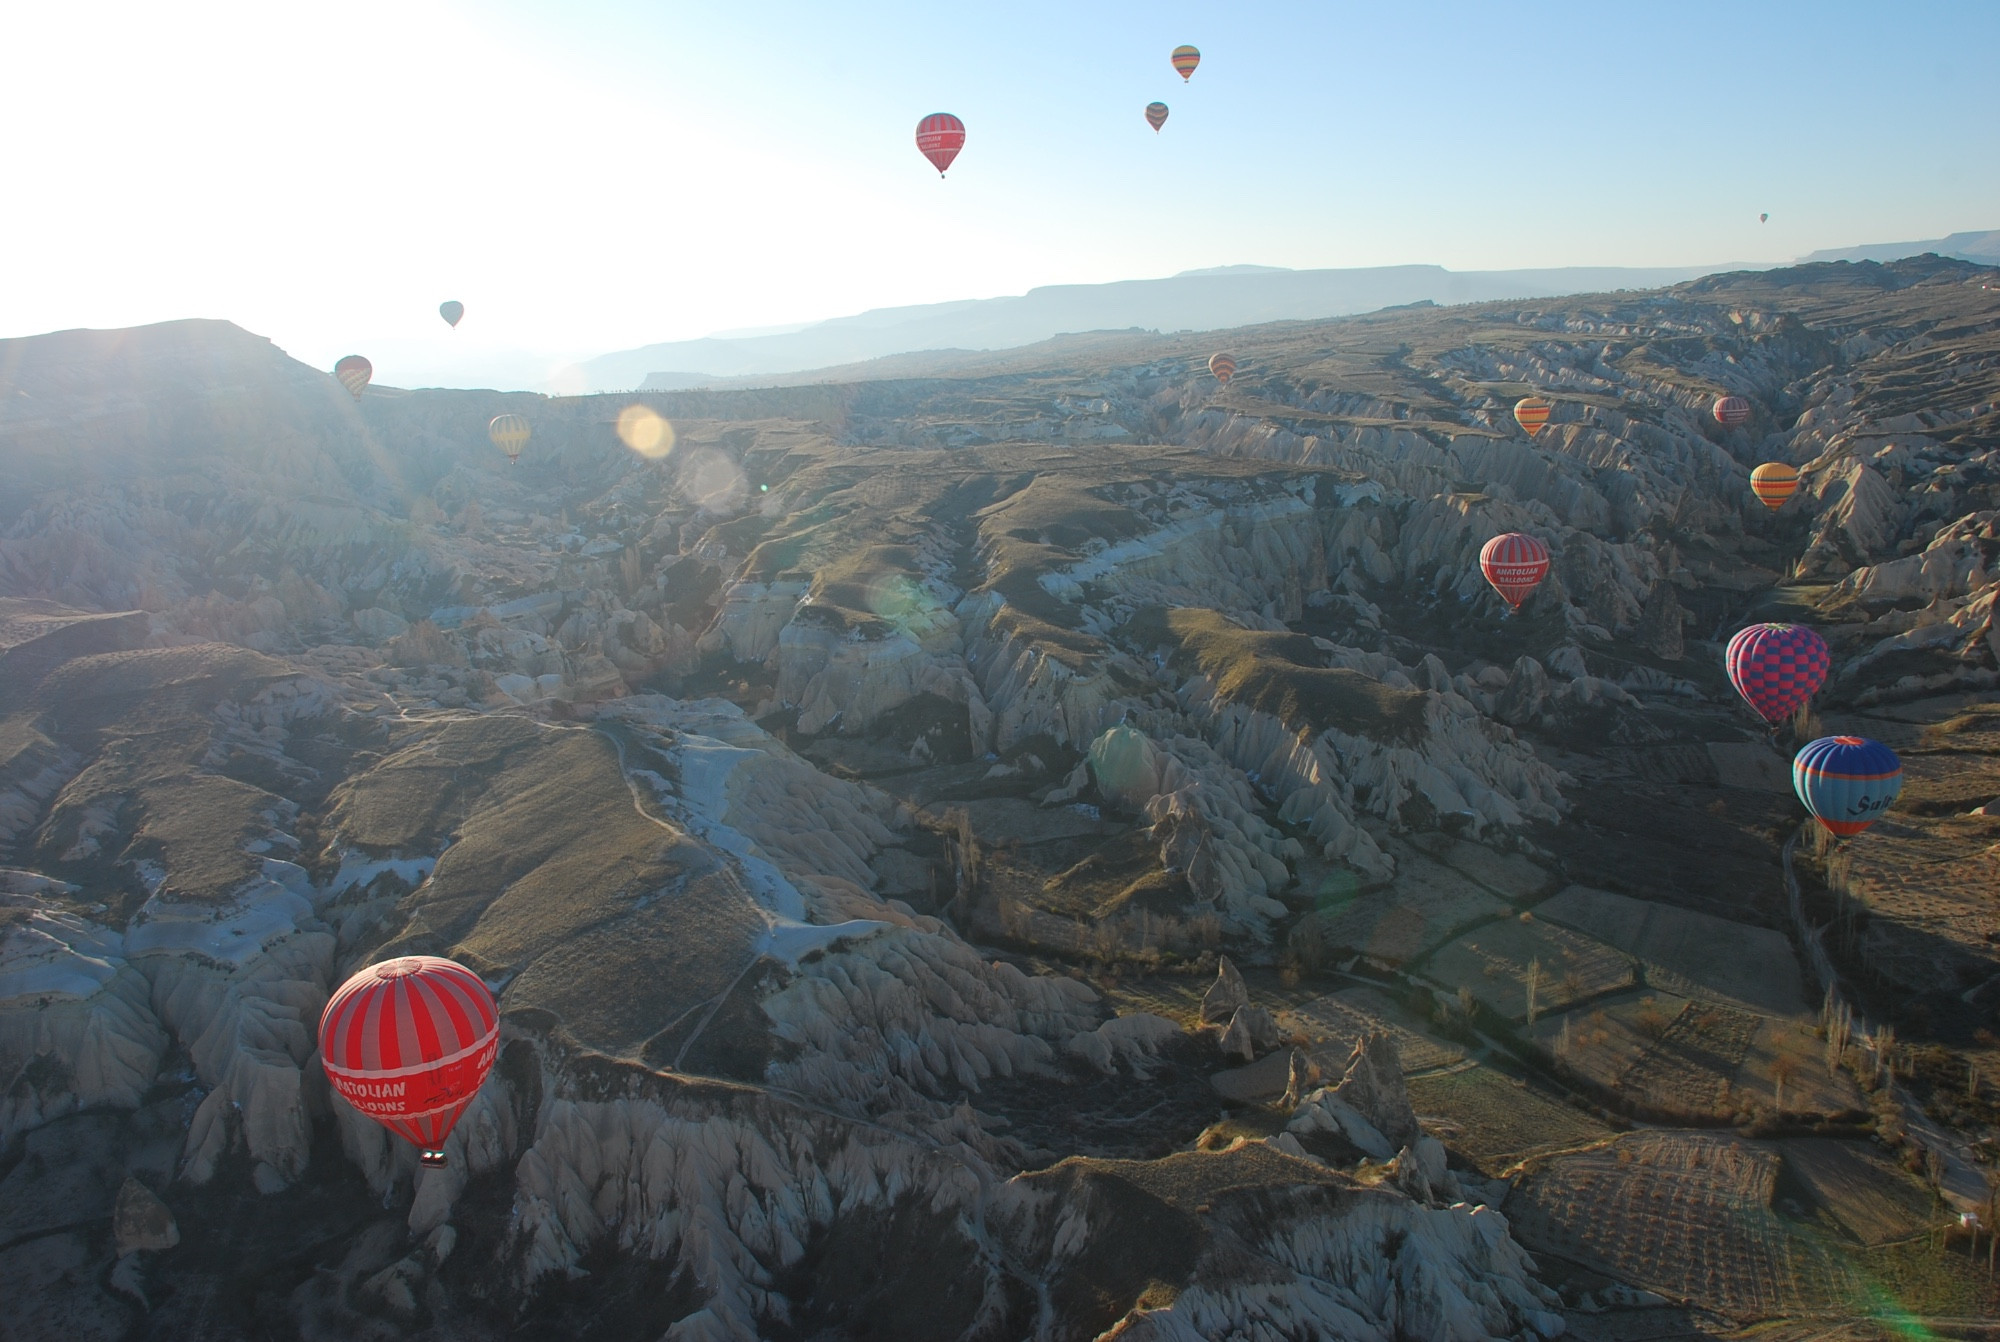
[1792,736,1902,838]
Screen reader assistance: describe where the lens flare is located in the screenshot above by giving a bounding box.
[616,405,675,459]
[679,447,747,513]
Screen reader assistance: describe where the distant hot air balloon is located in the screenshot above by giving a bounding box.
[334,355,372,400]
[1145,102,1169,132]
[1713,395,1752,427]
[1172,45,1201,80]
[1725,623,1829,728]
[915,113,965,176]
[319,956,499,1168]
[1208,351,1237,384]
[1749,461,1800,511]
[440,301,464,327]
[1514,396,1554,436]
[1479,532,1551,610]
[1760,213,1769,223]
[1793,736,1902,838]
[489,413,531,463]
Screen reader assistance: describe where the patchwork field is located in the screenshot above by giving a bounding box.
[1536,885,1807,1017]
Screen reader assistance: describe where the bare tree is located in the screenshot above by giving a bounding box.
[1525,957,1543,1026]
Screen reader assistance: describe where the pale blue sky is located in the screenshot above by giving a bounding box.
[2,0,1993,386]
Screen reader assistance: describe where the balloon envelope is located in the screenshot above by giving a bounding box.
[1713,395,1752,427]
[319,956,499,1164]
[489,413,531,461]
[1145,102,1169,132]
[1760,213,1769,223]
[1479,532,1551,610]
[1749,462,1799,511]
[915,113,965,175]
[1171,45,1201,80]
[440,301,464,327]
[1208,351,1237,384]
[334,355,372,400]
[1793,736,1902,837]
[1726,623,1828,726]
[1513,397,1553,436]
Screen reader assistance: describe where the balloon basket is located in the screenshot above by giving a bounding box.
[420,1150,448,1169]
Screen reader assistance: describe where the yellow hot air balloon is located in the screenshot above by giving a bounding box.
[489,413,531,464]
[1749,462,1799,511]
[1208,352,1237,384]
[1513,397,1553,436]
[1171,46,1201,81]
[334,355,372,400]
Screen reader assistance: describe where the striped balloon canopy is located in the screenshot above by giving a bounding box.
[1749,461,1800,511]
[1145,101,1169,132]
[1513,397,1553,436]
[1712,395,1752,427]
[1725,623,1828,726]
[1171,45,1201,80]
[1208,351,1237,384]
[915,113,965,176]
[1793,736,1902,838]
[489,413,531,462]
[1479,532,1551,610]
[320,956,499,1167]
[333,355,372,400]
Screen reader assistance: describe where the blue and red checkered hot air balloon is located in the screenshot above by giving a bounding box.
[1725,623,1829,728]
[320,956,499,1167]
[1793,736,1902,838]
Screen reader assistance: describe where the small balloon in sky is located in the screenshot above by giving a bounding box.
[1172,45,1201,81]
[1145,102,1169,133]
[915,113,965,176]
[334,355,372,399]
[439,300,464,327]
[1760,213,1769,223]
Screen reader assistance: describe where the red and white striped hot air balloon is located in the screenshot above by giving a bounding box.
[915,113,965,176]
[1713,395,1752,427]
[334,355,372,400]
[319,956,499,1168]
[1480,532,1551,610]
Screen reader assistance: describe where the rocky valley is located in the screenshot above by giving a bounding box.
[2,255,1999,1341]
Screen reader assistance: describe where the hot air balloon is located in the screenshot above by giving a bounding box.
[334,355,372,400]
[1514,397,1554,436]
[1760,213,1769,223]
[1172,45,1201,80]
[489,413,531,463]
[1749,461,1800,511]
[1726,623,1829,727]
[1208,352,1237,384]
[440,301,464,327]
[319,956,499,1168]
[1145,102,1169,132]
[1793,736,1902,838]
[1713,395,1752,427]
[915,113,965,176]
[1480,532,1551,610]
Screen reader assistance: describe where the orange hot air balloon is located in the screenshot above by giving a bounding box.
[1145,102,1169,132]
[1749,462,1800,511]
[489,413,531,463]
[334,355,372,400]
[1171,45,1201,80]
[1480,532,1551,610]
[915,113,965,176]
[1513,397,1553,436]
[319,956,499,1168]
[1208,352,1237,384]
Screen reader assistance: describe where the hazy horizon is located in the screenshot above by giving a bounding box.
[4,1,1997,389]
